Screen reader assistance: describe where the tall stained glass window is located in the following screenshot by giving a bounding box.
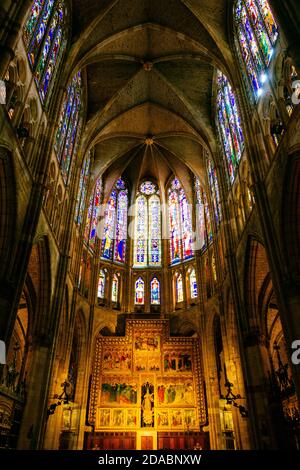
[111,274,119,303]
[150,277,160,305]
[135,277,145,305]
[168,178,194,264]
[98,269,106,299]
[84,177,102,251]
[176,273,184,303]
[54,71,83,184]
[234,0,279,99]
[23,1,66,102]
[195,178,212,250]
[208,158,221,226]
[102,179,128,263]
[75,152,91,225]
[134,181,161,267]
[216,71,244,184]
[190,268,198,299]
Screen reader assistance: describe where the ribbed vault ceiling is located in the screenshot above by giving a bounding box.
[65,0,234,192]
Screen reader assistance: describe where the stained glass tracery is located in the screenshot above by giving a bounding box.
[168,178,194,264]
[134,182,161,267]
[234,0,279,99]
[101,179,128,264]
[54,71,83,183]
[216,71,244,184]
[23,0,65,102]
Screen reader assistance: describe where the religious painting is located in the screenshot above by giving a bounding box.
[111,409,125,427]
[163,351,192,373]
[183,409,197,428]
[156,410,169,428]
[99,408,111,427]
[134,333,160,351]
[157,382,194,406]
[101,382,138,406]
[126,409,139,428]
[134,350,160,373]
[102,348,131,373]
[168,409,197,429]
[141,382,154,428]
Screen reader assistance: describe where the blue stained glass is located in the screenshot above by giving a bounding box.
[54,71,82,183]
[84,177,102,251]
[24,1,65,103]
[101,178,128,263]
[151,277,160,305]
[168,178,194,265]
[234,0,279,99]
[134,182,161,267]
[216,71,244,184]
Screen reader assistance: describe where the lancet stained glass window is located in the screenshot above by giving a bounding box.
[135,277,145,305]
[111,274,119,303]
[75,153,91,225]
[190,268,198,299]
[101,179,128,263]
[208,159,221,226]
[134,182,161,267]
[216,71,244,184]
[54,71,83,184]
[195,178,212,250]
[23,0,66,102]
[84,177,102,251]
[151,277,160,305]
[234,0,279,99]
[169,178,194,264]
[98,270,106,299]
[176,273,184,303]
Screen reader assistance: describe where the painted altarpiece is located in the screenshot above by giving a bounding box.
[89,320,206,433]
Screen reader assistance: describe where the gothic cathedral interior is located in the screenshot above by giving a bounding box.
[0,0,300,451]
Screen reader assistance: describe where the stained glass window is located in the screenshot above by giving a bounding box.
[101,178,128,263]
[216,71,244,184]
[195,178,212,250]
[111,274,119,303]
[98,270,106,299]
[54,71,83,184]
[75,153,91,225]
[151,277,160,305]
[135,277,145,305]
[234,0,279,99]
[208,159,221,226]
[176,273,184,303]
[168,178,194,264]
[190,268,198,299]
[23,1,66,102]
[134,182,161,267]
[84,177,102,251]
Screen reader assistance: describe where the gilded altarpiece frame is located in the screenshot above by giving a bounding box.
[89,320,206,432]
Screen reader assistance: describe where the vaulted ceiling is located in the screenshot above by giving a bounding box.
[65,0,235,193]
